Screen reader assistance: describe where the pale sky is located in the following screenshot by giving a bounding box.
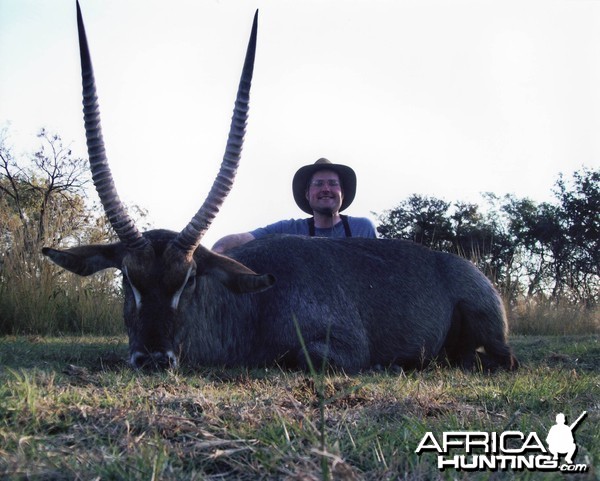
[1,0,599,247]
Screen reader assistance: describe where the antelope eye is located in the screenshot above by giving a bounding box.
[185,272,196,288]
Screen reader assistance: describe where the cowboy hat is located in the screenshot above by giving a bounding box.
[292,158,357,215]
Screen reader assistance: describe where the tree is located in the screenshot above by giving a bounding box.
[376,167,599,306]
[553,167,599,304]
[500,196,560,299]
[452,198,517,296]
[0,128,126,334]
[377,195,516,294]
[0,128,91,251]
[377,194,454,250]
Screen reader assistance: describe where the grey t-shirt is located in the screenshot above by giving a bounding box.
[250,216,378,239]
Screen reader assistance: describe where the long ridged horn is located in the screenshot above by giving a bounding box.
[174,10,258,252]
[77,1,149,250]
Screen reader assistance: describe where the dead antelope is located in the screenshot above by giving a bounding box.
[44,3,518,372]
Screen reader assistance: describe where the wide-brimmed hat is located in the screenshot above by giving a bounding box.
[292,158,357,214]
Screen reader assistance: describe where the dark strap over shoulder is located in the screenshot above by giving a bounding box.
[307,215,352,237]
[341,215,352,237]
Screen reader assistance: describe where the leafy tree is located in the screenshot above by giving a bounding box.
[377,167,599,306]
[553,167,599,304]
[377,195,515,295]
[0,128,91,251]
[0,127,138,334]
[377,194,454,250]
[452,198,514,288]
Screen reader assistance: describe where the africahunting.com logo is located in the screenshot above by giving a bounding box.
[415,411,589,473]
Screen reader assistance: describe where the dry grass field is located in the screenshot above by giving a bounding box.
[0,334,598,480]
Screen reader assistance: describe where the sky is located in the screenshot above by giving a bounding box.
[1,0,599,248]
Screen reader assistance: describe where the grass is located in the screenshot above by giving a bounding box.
[0,335,598,480]
[0,231,123,336]
[509,301,600,336]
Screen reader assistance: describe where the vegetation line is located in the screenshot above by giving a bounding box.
[1,127,598,336]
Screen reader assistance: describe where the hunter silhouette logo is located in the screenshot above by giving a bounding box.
[546,411,587,464]
[415,411,589,473]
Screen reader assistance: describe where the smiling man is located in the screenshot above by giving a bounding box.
[212,158,377,253]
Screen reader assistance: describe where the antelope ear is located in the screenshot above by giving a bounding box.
[42,243,127,276]
[196,248,275,294]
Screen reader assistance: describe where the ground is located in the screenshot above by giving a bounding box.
[0,335,598,480]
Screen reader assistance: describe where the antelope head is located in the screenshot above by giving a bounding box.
[43,2,273,369]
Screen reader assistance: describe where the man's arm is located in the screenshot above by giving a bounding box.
[347,216,378,238]
[212,232,256,254]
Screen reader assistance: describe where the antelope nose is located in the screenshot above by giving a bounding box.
[130,351,178,370]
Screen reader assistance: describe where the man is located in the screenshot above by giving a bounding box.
[546,413,581,465]
[212,158,377,253]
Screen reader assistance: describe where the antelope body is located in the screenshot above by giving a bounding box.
[43,3,518,372]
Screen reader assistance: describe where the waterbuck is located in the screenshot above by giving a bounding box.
[43,3,518,372]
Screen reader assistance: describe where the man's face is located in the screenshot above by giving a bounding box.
[305,169,343,216]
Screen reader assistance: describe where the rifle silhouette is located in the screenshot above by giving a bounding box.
[569,411,587,431]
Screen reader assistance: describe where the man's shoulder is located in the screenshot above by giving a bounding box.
[345,215,378,238]
[251,218,309,238]
[346,215,374,226]
[271,218,309,230]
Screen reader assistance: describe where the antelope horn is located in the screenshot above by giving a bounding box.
[77,1,149,250]
[174,10,258,252]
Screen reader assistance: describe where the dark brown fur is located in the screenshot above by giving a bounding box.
[44,230,518,372]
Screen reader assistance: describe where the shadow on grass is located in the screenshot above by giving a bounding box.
[0,335,129,372]
[1,334,598,376]
[511,335,600,371]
